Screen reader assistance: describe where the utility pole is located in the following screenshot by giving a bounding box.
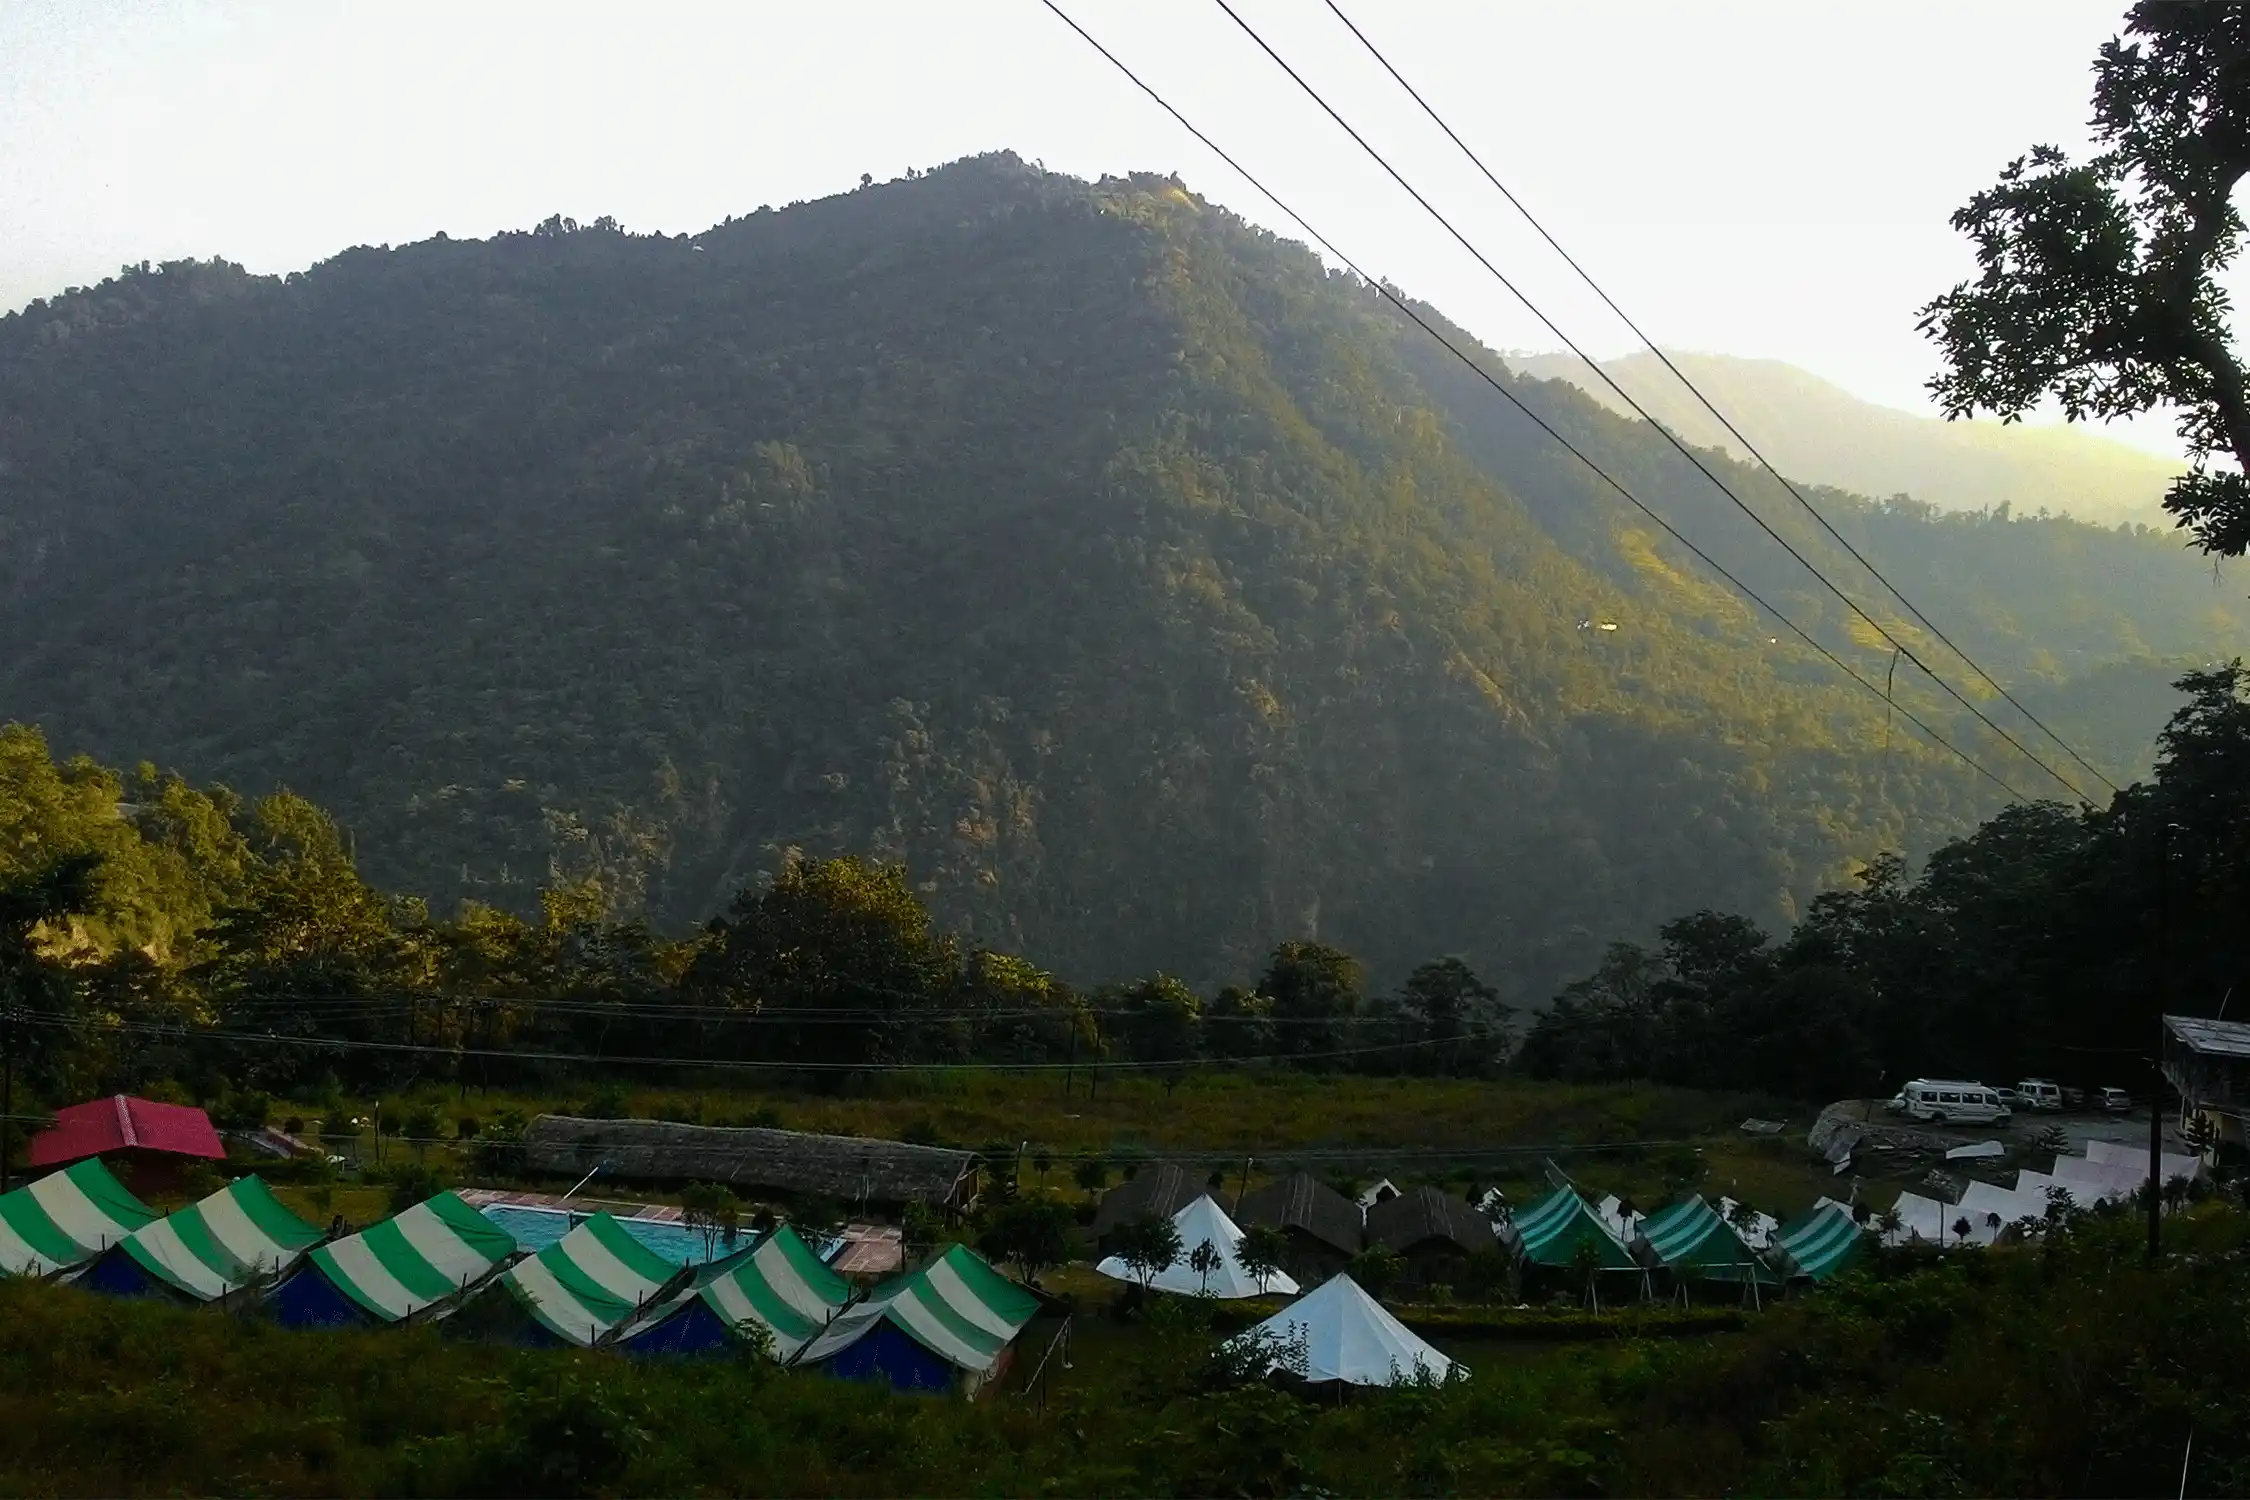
[2150,820,2176,1266]
[2,997,15,1196]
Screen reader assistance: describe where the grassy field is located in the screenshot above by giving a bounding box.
[3,1201,2244,1496]
[263,1070,1867,1227]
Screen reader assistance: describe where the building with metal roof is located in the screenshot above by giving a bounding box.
[2163,1013,2250,1157]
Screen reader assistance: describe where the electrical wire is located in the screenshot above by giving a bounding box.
[1319,0,2120,797]
[1206,0,2093,805]
[20,1013,1450,1074]
[1038,0,2035,803]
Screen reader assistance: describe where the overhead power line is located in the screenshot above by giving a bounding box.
[1038,0,2035,802]
[1207,0,2095,805]
[23,1013,1447,1074]
[1319,0,2120,797]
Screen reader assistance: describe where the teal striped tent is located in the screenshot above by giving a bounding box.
[0,1160,157,1278]
[1632,1196,1778,1287]
[84,1176,325,1301]
[271,1192,519,1327]
[1767,1203,1866,1283]
[493,1212,688,1347]
[1501,1186,1637,1271]
[797,1243,1043,1395]
[623,1225,851,1359]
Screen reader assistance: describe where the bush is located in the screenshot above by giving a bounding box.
[465,1375,647,1498]
[213,1091,271,1133]
[386,1162,447,1215]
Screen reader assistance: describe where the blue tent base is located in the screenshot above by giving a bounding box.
[813,1319,962,1395]
[621,1299,735,1359]
[77,1248,193,1303]
[269,1268,382,1330]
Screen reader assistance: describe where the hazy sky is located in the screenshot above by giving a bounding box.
[0,0,2201,454]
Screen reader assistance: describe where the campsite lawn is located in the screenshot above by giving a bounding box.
[287,1070,1862,1220]
[5,1204,2244,1495]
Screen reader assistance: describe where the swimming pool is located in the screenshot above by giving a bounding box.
[479,1205,733,1265]
[477,1204,847,1266]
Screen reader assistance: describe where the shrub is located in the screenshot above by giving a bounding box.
[386,1162,447,1216]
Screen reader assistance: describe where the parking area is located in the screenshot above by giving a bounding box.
[1823,1099,2195,1157]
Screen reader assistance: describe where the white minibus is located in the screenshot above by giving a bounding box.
[1898,1079,2013,1126]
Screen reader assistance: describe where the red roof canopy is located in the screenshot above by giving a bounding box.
[26,1095,227,1168]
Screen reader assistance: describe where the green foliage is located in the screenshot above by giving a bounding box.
[974,1195,1073,1282]
[7,158,2242,1016]
[1111,1210,1184,1290]
[1921,4,2250,554]
[1235,1223,1291,1295]
[1527,661,2250,1097]
[1349,1241,1407,1298]
[5,1203,2249,1494]
[386,1161,448,1217]
[678,1182,744,1260]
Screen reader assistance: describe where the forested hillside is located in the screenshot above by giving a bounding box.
[2,153,2242,999]
[1507,348,2182,526]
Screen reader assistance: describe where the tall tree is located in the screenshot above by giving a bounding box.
[0,853,103,1189]
[1257,942,1364,1068]
[1397,956,1505,1076]
[1921,5,2250,554]
[688,853,958,1068]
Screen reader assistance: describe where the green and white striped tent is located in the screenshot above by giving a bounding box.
[1767,1202,1867,1283]
[796,1243,1043,1394]
[1631,1195,1779,1287]
[1501,1185,1638,1272]
[622,1225,851,1359]
[0,1160,157,1278]
[273,1191,519,1326]
[495,1211,688,1347]
[97,1176,325,1301]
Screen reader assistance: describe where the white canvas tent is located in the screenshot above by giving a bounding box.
[2084,1139,2201,1184]
[1225,1273,1458,1387]
[2011,1169,2101,1212]
[2049,1156,2150,1201]
[1880,1191,1952,1246]
[1715,1196,1780,1251]
[1593,1194,1639,1243]
[1953,1182,2041,1242]
[1096,1194,1299,1298]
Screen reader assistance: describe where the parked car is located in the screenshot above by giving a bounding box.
[2016,1079,2064,1111]
[2099,1086,2133,1112]
[1896,1079,2014,1126]
[2061,1086,2089,1110]
[1995,1087,2027,1110]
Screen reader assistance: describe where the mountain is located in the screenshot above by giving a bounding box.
[2,154,2242,1002]
[1506,349,2183,526]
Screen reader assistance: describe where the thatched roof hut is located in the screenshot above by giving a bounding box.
[522,1116,979,1209]
[1235,1171,1364,1264]
[1091,1164,1202,1244]
[1364,1185,1495,1283]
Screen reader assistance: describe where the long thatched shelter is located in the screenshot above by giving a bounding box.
[523,1116,980,1210]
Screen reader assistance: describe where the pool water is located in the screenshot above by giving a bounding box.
[479,1205,736,1265]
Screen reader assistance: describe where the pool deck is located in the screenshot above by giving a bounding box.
[454,1187,684,1222]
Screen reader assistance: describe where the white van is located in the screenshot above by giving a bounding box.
[1899,1079,2013,1126]
[2015,1079,2063,1112]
